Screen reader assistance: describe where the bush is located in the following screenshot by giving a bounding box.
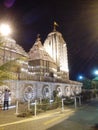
[17,97,65,117]
[63,97,74,105]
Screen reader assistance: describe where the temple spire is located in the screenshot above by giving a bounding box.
[53,21,59,31]
[36,34,41,41]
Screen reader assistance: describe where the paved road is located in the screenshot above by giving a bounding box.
[47,101,98,130]
[0,98,98,130]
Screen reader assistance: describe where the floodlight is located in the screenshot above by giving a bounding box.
[0,23,11,36]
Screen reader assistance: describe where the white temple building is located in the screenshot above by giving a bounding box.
[0,24,82,104]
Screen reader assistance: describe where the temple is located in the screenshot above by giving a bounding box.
[0,24,82,104]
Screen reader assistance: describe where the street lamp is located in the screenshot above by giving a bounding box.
[78,75,84,81]
[0,23,11,36]
[94,70,98,76]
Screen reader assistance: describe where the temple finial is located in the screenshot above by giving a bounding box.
[36,34,41,41]
[53,21,59,31]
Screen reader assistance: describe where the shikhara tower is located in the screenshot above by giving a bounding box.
[44,22,69,79]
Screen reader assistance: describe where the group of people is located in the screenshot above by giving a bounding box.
[3,89,10,110]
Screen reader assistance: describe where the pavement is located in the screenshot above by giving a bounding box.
[0,106,70,124]
[0,98,98,130]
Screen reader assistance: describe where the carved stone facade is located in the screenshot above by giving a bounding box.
[0,25,82,104]
[0,80,82,104]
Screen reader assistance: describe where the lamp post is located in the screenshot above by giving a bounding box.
[15,66,21,115]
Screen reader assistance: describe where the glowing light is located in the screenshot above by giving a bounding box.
[94,70,98,75]
[0,24,11,36]
[78,75,84,80]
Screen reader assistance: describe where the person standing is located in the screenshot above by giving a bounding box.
[3,89,10,110]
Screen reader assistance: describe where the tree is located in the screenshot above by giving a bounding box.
[79,78,92,89]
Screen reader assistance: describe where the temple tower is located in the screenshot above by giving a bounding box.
[44,22,69,79]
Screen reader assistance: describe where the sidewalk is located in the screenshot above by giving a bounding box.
[0,106,75,126]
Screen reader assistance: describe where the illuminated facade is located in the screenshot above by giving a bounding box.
[0,26,82,104]
[0,37,28,65]
[28,36,57,82]
[44,29,69,80]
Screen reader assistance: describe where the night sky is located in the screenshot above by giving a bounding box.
[0,0,98,80]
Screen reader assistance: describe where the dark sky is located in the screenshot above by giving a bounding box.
[0,0,98,80]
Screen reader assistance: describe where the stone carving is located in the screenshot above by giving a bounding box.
[24,85,34,101]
